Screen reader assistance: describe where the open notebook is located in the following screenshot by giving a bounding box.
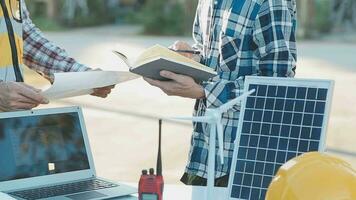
[113,45,217,82]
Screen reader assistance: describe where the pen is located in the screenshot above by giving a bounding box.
[169,48,201,55]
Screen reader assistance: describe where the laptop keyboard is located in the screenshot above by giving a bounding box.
[9,179,118,200]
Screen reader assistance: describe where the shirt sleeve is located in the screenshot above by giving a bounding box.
[202,0,297,109]
[21,1,91,82]
[192,2,204,57]
[252,0,297,77]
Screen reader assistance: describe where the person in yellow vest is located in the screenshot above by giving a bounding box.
[0,0,114,112]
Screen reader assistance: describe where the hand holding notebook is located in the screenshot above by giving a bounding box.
[113,45,217,83]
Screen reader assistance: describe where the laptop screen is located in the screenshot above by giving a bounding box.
[0,112,90,182]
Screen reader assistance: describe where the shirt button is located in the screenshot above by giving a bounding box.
[214,1,218,5]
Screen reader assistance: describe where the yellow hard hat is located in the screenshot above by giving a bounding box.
[266,152,356,200]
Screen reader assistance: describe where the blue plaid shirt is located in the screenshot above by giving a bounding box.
[185,0,297,180]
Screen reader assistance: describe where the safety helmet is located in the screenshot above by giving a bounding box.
[266,152,356,200]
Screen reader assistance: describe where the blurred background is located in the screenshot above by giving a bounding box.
[25,0,356,184]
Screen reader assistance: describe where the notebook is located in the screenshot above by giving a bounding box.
[113,45,217,82]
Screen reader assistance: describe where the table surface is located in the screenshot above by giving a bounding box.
[110,184,192,200]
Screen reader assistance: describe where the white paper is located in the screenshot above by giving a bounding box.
[42,71,139,100]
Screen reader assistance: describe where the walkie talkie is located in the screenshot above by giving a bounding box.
[138,119,164,200]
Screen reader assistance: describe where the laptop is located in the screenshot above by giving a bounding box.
[0,106,137,200]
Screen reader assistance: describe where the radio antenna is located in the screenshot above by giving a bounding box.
[156,119,162,176]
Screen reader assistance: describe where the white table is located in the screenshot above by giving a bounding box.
[110,184,229,200]
[111,184,192,200]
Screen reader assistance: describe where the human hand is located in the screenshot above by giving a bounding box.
[89,68,115,98]
[170,41,201,62]
[0,82,49,111]
[91,85,115,98]
[144,71,205,99]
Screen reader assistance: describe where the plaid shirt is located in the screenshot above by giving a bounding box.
[185,0,297,180]
[22,1,90,82]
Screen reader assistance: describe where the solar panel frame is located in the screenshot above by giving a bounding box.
[227,76,334,200]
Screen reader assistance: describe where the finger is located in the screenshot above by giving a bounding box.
[9,92,39,105]
[92,89,112,96]
[144,78,162,87]
[10,102,38,110]
[91,93,108,98]
[21,84,42,93]
[16,84,49,104]
[160,71,186,83]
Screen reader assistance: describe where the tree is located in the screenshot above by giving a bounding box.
[331,0,356,31]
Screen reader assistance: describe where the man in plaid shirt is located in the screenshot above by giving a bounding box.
[145,0,297,194]
[0,1,113,112]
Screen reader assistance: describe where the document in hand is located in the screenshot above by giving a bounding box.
[42,71,139,100]
[113,45,217,83]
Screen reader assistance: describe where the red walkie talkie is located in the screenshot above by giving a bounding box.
[138,119,164,200]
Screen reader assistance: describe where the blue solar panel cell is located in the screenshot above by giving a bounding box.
[294,100,305,112]
[253,110,263,121]
[265,98,275,110]
[263,111,273,122]
[315,102,326,114]
[249,135,259,147]
[246,97,255,109]
[298,140,309,152]
[244,109,253,121]
[293,113,303,125]
[307,88,317,99]
[276,151,287,161]
[268,137,278,149]
[257,149,267,160]
[287,87,297,98]
[275,99,284,110]
[272,112,283,123]
[251,123,261,134]
[266,150,276,162]
[267,86,277,97]
[311,128,322,140]
[313,115,324,126]
[290,126,301,138]
[317,89,328,100]
[247,148,257,160]
[296,87,307,99]
[271,124,281,135]
[309,141,319,151]
[256,98,265,109]
[280,125,291,137]
[282,112,293,124]
[258,137,269,149]
[242,122,251,134]
[305,101,315,113]
[278,139,288,150]
[241,187,251,199]
[261,123,271,134]
[257,85,267,96]
[277,86,287,97]
[229,78,332,200]
[302,114,313,126]
[285,99,294,111]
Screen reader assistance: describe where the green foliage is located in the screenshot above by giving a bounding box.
[315,0,332,33]
[60,0,114,27]
[139,0,186,35]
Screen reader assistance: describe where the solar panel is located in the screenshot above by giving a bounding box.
[227,76,334,200]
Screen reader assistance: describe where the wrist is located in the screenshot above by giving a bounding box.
[194,85,205,99]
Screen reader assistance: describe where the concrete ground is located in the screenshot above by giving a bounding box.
[24,25,356,184]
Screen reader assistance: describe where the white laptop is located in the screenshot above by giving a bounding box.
[0,106,136,200]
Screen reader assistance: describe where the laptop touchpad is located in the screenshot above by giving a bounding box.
[66,191,107,200]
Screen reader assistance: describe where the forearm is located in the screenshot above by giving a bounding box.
[21,1,90,82]
[202,76,245,109]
